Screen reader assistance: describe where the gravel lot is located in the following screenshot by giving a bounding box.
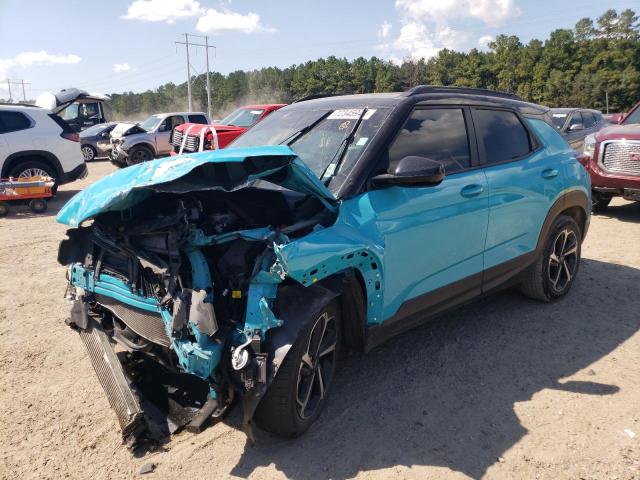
[1,160,639,480]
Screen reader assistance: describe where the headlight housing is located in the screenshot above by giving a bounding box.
[583,134,596,158]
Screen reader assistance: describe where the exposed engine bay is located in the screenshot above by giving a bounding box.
[59,168,338,446]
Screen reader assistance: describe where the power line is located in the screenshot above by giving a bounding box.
[4,79,30,102]
[176,33,216,117]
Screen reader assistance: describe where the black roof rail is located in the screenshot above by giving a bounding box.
[404,85,522,101]
[293,93,337,103]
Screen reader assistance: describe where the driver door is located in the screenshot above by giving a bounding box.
[156,115,184,155]
[365,107,489,322]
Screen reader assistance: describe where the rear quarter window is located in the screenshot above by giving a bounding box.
[0,111,32,133]
[582,111,595,128]
[188,114,208,124]
[474,109,532,164]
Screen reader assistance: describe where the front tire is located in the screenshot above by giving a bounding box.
[126,146,154,165]
[521,215,581,302]
[254,300,341,437]
[81,145,97,162]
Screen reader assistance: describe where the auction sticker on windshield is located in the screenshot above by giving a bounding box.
[328,109,376,120]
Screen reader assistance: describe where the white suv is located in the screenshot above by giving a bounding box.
[0,104,87,187]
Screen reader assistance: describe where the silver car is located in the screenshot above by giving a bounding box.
[550,108,606,151]
[79,122,118,161]
[110,112,208,166]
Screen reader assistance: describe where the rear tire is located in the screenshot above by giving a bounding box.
[521,215,581,302]
[254,299,341,437]
[9,160,58,194]
[9,160,56,181]
[0,202,9,217]
[592,191,611,212]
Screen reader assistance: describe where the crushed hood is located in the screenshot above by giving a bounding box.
[56,146,337,227]
[110,122,140,138]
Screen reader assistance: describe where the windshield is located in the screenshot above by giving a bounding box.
[622,106,640,125]
[231,106,392,194]
[551,113,567,129]
[221,108,264,127]
[61,103,79,121]
[139,115,163,132]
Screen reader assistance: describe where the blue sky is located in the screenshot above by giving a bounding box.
[0,0,637,99]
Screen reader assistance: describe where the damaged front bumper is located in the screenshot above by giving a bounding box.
[62,224,295,446]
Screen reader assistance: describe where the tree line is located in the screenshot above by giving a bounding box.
[106,8,640,120]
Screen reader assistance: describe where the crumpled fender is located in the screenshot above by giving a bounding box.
[241,281,340,441]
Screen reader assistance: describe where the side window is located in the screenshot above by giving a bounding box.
[568,112,583,129]
[582,111,595,128]
[0,111,32,133]
[80,103,99,119]
[170,116,185,129]
[387,108,471,174]
[474,109,532,164]
[188,114,207,124]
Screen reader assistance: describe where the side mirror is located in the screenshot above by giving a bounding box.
[158,121,170,132]
[568,123,584,132]
[372,156,445,187]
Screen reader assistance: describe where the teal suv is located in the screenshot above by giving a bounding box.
[57,86,591,445]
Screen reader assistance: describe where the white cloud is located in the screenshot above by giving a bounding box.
[378,0,519,61]
[0,51,81,80]
[113,63,132,73]
[122,0,202,23]
[196,8,275,34]
[378,21,392,40]
[478,35,494,49]
[395,0,520,27]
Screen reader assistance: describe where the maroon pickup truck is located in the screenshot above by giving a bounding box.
[582,101,640,210]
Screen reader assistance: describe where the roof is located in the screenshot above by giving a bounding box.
[239,104,287,109]
[284,88,548,116]
[551,107,602,114]
[0,103,42,109]
[155,111,208,117]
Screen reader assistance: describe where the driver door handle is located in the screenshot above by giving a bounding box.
[542,168,559,179]
[460,184,484,198]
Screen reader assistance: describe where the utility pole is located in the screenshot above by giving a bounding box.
[175,34,216,117]
[205,35,212,121]
[4,79,30,102]
[605,91,609,114]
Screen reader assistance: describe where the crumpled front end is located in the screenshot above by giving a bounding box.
[57,147,339,446]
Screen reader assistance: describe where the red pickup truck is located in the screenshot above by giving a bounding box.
[582,101,640,210]
[171,104,286,155]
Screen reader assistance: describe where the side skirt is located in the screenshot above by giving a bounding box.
[364,251,537,352]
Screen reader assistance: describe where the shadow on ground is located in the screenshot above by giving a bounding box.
[594,199,640,223]
[228,258,639,479]
[0,189,80,220]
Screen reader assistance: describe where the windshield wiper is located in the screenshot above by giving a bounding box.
[321,108,367,182]
[278,111,332,146]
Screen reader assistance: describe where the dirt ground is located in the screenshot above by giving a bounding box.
[1,160,639,480]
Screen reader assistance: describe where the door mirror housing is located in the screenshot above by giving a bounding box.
[568,123,584,132]
[372,156,445,187]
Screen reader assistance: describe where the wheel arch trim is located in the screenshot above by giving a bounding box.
[2,150,63,178]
